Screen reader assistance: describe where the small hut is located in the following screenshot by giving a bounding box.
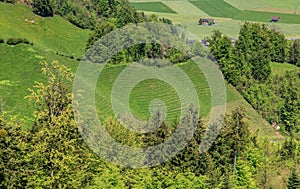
[199,18,216,26]
[270,16,280,22]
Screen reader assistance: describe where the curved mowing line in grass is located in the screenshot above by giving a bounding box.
[95,61,211,124]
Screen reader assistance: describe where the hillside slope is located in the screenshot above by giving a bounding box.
[0,3,284,140]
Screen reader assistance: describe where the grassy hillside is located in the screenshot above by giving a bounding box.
[0,2,90,58]
[0,2,285,140]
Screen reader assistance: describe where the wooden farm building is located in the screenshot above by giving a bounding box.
[199,18,216,26]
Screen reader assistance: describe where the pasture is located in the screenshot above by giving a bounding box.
[0,2,90,58]
[0,2,285,140]
[131,2,176,13]
[234,10,300,24]
[189,0,241,18]
[129,0,300,38]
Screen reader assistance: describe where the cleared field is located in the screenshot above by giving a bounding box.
[226,0,300,14]
[131,2,177,13]
[162,0,209,16]
[0,2,90,58]
[234,10,300,24]
[189,0,241,18]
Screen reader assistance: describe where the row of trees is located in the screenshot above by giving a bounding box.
[28,0,142,29]
[207,22,300,134]
[1,61,299,188]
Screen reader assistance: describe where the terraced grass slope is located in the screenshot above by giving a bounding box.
[131,2,177,13]
[95,61,213,124]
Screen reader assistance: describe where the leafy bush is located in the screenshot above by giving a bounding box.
[32,0,54,17]
[6,38,32,45]
[0,39,4,43]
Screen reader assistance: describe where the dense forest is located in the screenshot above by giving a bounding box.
[206,23,300,135]
[0,0,300,188]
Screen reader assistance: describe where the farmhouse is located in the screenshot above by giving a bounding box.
[199,18,216,26]
[270,16,280,22]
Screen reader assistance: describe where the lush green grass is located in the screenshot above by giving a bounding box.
[270,62,299,75]
[225,0,300,14]
[0,43,79,127]
[95,61,213,123]
[131,2,177,13]
[189,0,241,18]
[0,2,90,58]
[234,10,300,24]
[0,2,284,140]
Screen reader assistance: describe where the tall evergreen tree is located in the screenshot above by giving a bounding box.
[288,169,300,189]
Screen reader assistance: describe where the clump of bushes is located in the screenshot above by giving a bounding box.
[6,38,33,46]
[0,39,4,43]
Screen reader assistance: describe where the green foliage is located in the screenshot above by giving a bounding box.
[0,112,28,188]
[235,22,271,82]
[207,22,300,133]
[6,37,32,45]
[289,40,300,66]
[0,38,4,43]
[288,169,300,189]
[33,0,55,17]
[24,61,98,188]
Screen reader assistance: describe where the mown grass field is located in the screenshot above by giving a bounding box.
[189,0,241,18]
[131,2,176,13]
[129,0,300,38]
[225,0,300,14]
[234,10,300,24]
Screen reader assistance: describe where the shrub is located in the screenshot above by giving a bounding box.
[0,39,4,44]
[6,38,32,45]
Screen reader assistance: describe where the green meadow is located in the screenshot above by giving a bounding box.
[131,2,177,13]
[0,2,285,140]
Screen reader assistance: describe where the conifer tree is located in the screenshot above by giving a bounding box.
[288,169,300,189]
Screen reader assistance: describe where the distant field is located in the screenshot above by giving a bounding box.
[234,10,300,24]
[131,2,176,13]
[225,0,300,14]
[189,0,241,18]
